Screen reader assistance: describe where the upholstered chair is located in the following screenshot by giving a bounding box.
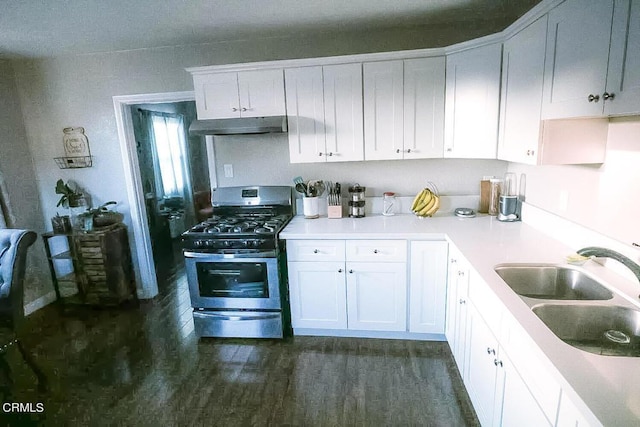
[0,229,46,391]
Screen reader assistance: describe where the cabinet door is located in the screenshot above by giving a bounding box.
[498,353,552,427]
[409,241,448,334]
[323,63,365,162]
[285,66,327,163]
[444,43,502,159]
[404,57,446,160]
[498,16,547,165]
[237,69,286,117]
[346,262,407,331]
[447,254,470,371]
[363,60,404,161]
[464,304,499,427]
[193,72,240,119]
[605,0,640,116]
[288,262,347,329]
[542,0,615,119]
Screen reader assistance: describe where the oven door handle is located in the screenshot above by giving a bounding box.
[183,251,277,259]
[193,311,281,322]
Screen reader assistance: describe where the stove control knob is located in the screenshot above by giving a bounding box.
[194,240,204,248]
[223,241,232,247]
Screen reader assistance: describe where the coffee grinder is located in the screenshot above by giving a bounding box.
[498,173,521,222]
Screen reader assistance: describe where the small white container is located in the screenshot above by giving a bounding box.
[382,192,396,216]
[303,197,319,219]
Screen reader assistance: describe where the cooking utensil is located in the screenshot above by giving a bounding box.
[293,177,307,195]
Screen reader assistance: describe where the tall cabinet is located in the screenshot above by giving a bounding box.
[444,43,502,159]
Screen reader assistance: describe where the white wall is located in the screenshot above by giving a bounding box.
[508,116,640,247]
[212,134,506,196]
[0,60,50,304]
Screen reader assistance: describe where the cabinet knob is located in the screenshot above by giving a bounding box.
[603,92,615,101]
[446,148,452,152]
[338,269,343,273]
[450,258,457,264]
[319,152,324,156]
[349,269,354,274]
[486,347,495,355]
[458,271,465,277]
[494,359,503,367]
[396,149,401,153]
[241,107,248,112]
[313,249,319,253]
[526,149,535,156]
[373,249,379,254]
[406,149,411,153]
[328,152,333,157]
[232,107,239,112]
[587,94,600,103]
[459,298,466,305]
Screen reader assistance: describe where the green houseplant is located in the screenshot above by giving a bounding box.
[82,201,124,229]
[55,179,85,208]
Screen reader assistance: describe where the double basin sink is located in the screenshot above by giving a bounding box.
[494,264,640,357]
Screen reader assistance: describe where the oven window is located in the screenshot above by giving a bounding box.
[196,262,269,299]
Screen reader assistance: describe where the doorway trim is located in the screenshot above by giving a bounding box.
[113,91,195,299]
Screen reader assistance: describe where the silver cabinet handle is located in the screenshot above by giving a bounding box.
[458,271,465,276]
[450,258,457,264]
[486,347,496,355]
[494,359,503,367]
[588,94,600,103]
[603,92,615,101]
[241,107,248,111]
[459,298,466,305]
[232,107,239,111]
[526,149,535,156]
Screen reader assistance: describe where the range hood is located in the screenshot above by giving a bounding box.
[188,116,287,136]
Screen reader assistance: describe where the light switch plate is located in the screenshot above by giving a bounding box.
[223,164,233,178]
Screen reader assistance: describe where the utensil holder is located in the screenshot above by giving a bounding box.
[303,197,320,219]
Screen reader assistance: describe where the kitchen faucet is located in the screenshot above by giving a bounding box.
[577,246,640,298]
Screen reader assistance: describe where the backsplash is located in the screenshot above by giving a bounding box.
[211,133,507,197]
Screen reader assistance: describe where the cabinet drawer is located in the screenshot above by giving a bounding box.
[286,240,345,262]
[346,240,407,262]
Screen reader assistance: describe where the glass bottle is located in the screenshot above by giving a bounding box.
[382,192,396,216]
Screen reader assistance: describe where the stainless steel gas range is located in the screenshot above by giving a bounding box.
[181,186,293,339]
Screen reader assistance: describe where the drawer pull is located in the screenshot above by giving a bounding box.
[494,359,503,367]
[338,269,343,273]
[373,249,379,254]
[313,249,319,254]
[349,269,354,274]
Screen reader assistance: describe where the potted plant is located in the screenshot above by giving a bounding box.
[55,179,85,208]
[85,201,124,229]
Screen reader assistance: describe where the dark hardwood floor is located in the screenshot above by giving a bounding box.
[2,244,479,426]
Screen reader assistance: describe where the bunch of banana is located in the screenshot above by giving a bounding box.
[411,188,440,217]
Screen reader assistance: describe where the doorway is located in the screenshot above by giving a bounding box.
[129,101,209,280]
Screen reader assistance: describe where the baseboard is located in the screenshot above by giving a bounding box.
[293,328,447,341]
[24,291,57,316]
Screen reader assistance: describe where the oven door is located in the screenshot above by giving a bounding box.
[184,251,281,310]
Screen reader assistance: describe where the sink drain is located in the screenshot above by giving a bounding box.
[603,329,631,345]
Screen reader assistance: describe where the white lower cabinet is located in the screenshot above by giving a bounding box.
[445,245,470,370]
[465,303,551,427]
[346,261,407,331]
[287,261,347,329]
[287,239,449,335]
[409,241,448,334]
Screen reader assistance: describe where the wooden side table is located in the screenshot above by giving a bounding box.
[42,223,137,306]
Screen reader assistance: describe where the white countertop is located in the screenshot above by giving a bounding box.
[281,213,640,425]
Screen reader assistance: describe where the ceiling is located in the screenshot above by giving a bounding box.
[0,0,541,59]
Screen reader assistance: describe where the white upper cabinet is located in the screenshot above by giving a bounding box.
[193,69,285,119]
[498,16,548,165]
[285,66,326,163]
[363,60,405,160]
[363,57,445,161]
[542,0,614,118]
[404,57,446,159]
[605,0,640,116]
[323,63,365,162]
[444,43,502,159]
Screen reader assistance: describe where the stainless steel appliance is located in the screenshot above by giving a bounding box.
[498,172,521,222]
[181,186,293,338]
